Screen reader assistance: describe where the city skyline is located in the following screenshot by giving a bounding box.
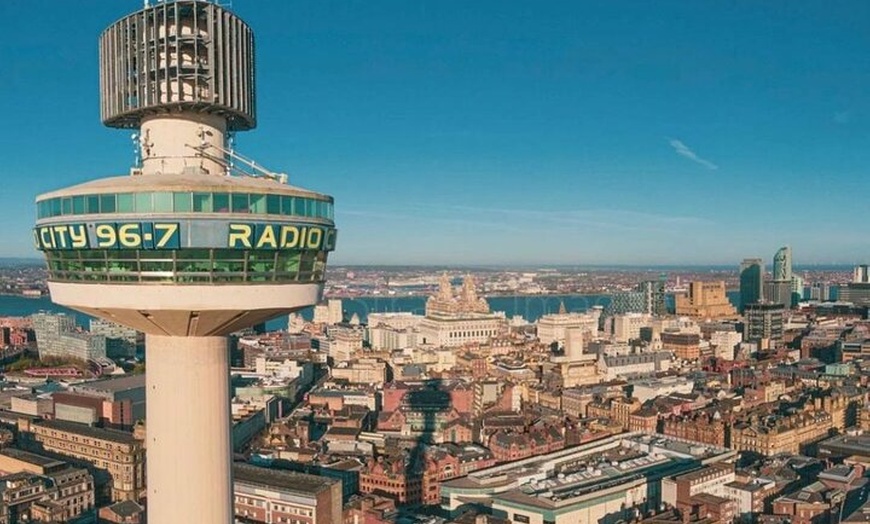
[3,1,870,264]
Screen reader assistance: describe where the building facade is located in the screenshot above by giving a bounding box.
[744,303,785,345]
[739,258,764,313]
[89,319,140,359]
[730,411,833,456]
[31,313,106,361]
[418,276,507,348]
[16,419,146,503]
[537,310,601,347]
[234,464,342,524]
[675,282,737,319]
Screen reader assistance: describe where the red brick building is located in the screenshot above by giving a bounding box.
[662,412,728,447]
[487,425,564,463]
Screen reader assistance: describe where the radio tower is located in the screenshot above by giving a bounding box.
[33,1,336,521]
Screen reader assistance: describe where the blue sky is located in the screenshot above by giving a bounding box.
[1,1,869,265]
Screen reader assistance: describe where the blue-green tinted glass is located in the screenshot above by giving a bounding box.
[173,192,192,212]
[117,193,134,213]
[250,194,266,214]
[277,252,300,274]
[86,195,100,214]
[100,194,116,213]
[281,196,292,215]
[266,195,281,215]
[153,192,173,212]
[213,193,230,212]
[231,194,249,213]
[72,196,86,215]
[62,198,72,216]
[51,199,62,217]
[135,193,152,213]
[193,192,212,212]
[292,197,305,216]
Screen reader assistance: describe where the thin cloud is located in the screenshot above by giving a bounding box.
[668,139,718,170]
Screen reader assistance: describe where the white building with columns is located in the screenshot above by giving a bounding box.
[417,275,508,348]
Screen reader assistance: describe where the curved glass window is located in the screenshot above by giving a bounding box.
[43,248,328,284]
[37,192,334,221]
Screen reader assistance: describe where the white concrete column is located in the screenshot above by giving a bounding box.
[145,335,232,524]
[140,112,226,175]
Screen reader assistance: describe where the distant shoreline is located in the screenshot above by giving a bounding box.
[0,292,42,299]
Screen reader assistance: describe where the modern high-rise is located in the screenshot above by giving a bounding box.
[607,278,667,317]
[739,258,764,312]
[89,319,140,359]
[31,313,107,361]
[765,280,794,309]
[840,265,870,306]
[32,2,336,521]
[607,290,647,316]
[767,246,796,309]
[638,277,668,316]
[744,303,785,347]
[773,246,793,281]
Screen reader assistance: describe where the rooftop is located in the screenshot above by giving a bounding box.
[33,419,140,446]
[442,433,735,509]
[73,374,145,395]
[670,464,733,483]
[103,500,145,518]
[37,172,329,201]
[233,463,338,495]
[0,449,65,470]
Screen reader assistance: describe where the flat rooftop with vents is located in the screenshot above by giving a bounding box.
[441,433,736,524]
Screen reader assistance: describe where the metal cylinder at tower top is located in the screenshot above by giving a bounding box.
[99,0,256,132]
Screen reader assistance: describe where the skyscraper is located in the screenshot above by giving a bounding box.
[773,246,792,281]
[32,2,336,521]
[739,258,764,312]
[767,246,795,309]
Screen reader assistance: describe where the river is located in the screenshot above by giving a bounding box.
[0,292,740,330]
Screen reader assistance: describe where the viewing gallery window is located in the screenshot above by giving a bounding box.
[43,249,328,284]
[37,192,334,221]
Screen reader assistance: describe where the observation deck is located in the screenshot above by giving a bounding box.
[34,173,337,336]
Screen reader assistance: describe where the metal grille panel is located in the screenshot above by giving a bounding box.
[99,0,256,130]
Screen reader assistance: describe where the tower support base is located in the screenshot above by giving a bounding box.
[145,335,232,523]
